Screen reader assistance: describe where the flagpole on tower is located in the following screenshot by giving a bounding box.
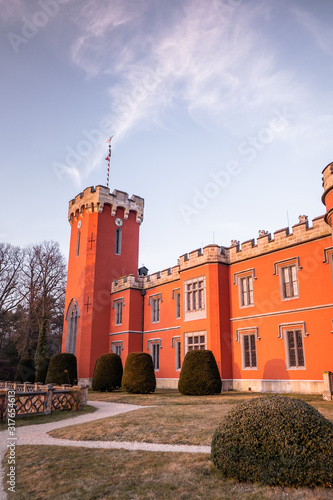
[105,136,113,188]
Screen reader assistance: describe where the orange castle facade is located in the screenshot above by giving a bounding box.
[62,163,333,393]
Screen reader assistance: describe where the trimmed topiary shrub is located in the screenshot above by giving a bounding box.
[122,352,156,394]
[178,349,222,395]
[45,353,77,385]
[35,357,50,384]
[14,358,35,383]
[211,395,333,487]
[92,353,123,392]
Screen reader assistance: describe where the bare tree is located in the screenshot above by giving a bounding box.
[33,241,67,369]
[0,243,24,318]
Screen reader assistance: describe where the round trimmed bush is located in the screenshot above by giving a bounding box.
[122,352,156,394]
[178,350,221,395]
[14,358,35,383]
[35,357,50,384]
[92,353,123,392]
[211,395,333,487]
[45,353,77,385]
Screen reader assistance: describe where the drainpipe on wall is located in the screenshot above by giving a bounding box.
[140,289,146,352]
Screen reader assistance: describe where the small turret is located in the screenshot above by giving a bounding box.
[322,162,333,230]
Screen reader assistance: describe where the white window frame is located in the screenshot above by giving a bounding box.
[111,341,123,357]
[147,338,161,371]
[184,277,206,321]
[148,294,162,324]
[184,331,206,353]
[284,329,306,369]
[239,275,254,307]
[274,258,301,301]
[112,298,124,326]
[241,333,257,370]
[172,336,181,371]
[172,289,181,320]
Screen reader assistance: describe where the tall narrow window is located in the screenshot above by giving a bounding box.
[239,276,254,307]
[151,297,160,323]
[281,265,299,299]
[151,343,160,370]
[175,340,181,370]
[115,301,123,325]
[115,228,122,255]
[76,230,80,257]
[286,329,305,368]
[175,292,180,319]
[242,334,257,368]
[66,299,79,354]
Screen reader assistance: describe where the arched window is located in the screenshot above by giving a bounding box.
[115,228,122,255]
[65,298,79,354]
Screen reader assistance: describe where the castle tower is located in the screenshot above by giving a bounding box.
[62,185,144,384]
[322,162,333,235]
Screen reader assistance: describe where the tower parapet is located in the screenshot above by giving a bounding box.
[68,185,144,224]
[322,162,333,228]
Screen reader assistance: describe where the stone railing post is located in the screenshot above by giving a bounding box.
[0,389,9,420]
[322,371,333,401]
[45,385,54,415]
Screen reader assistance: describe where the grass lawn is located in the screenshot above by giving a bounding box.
[8,446,333,500]
[49,390,333,446]
[0,404,96,428]
[2,390,333,498]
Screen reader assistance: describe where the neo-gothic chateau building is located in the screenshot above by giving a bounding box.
[62,163,333,394]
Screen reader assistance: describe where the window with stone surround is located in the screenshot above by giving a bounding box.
[173,288,181,319]
[172,336,181,370]
[241,333,257,369]
[286,329,305,368]
[148,294,162,324]
[239,275,254,307]
[184,277,206,321]
[111,341,123,357]
[148,339,161,370]
[185,331,206,353]
[279,323,307,369]
[274,258,300,300]
[112,298,124,326]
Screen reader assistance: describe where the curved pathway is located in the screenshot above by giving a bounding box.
[0,401,210,499]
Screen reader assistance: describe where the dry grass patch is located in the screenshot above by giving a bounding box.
[6,445,333,500]
[50,404,234,445]
[50,391,333,446]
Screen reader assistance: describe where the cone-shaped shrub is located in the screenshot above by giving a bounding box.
[92,353,123,392]
[35,357,50,384]
[45,353,77,385]
[211,395,333,487]
[122,352,156,394]
[178,349,221,395]
[14,358,35,383]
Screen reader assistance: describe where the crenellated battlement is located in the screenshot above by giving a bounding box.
[227,215,329,263]
[68,185,144,225]
[110,214,330,293]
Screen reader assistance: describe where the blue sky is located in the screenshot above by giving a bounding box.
[1,0,332,273]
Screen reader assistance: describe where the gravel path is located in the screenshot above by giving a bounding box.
[0,401,210,499]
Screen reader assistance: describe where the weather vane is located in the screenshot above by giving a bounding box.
[105,136,113,188]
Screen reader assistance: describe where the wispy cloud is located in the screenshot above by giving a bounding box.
[292,6,333,57]
[70,0,302,141]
